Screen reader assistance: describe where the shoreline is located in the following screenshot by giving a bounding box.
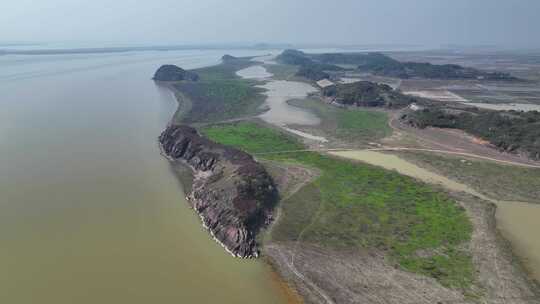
[159,58,539,303]
[158,143,254,259]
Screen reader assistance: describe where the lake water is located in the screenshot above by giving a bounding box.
[0,50,293,303]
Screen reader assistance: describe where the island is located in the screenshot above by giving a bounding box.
[154,55,540,304]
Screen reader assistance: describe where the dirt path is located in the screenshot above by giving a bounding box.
[254,147,540,169]
[260,161,334,303]
[266,244,337,304]
[387,110,540,167]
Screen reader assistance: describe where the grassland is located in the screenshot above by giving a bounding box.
[202,122,304,154]
[203,122,474,291]
[171,58,267,124]
[396,151,540,204]
[288,98,392,145]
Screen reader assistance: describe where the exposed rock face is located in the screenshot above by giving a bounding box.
[153,65,199,81]
[159,125,277,258]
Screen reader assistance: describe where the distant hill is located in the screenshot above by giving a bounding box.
[276,49,314,66]
[313,52,518,80]
[275,49,343,81]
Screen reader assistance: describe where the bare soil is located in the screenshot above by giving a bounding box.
[385,111,540,168]
[264,190,540,304]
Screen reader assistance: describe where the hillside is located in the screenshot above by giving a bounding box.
[276,49,343,81]
[323,81,418,108]
[311,52,518,80]
[404,105,540,160]
[153,64,200,81]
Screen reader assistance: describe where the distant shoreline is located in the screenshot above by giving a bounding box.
[0,45,279,56]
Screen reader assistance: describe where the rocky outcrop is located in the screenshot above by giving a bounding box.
[153,65,199,81]
[221,54,238,62]
[324,81,417,108]
[159,125,277,258]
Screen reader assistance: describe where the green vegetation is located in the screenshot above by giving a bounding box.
[172,58,266,123]
[313,52,517,80]
[275,49,344,81]
[288,98,391,144]
[278,49,517,81]
[324,81,417,108]
[203,123,474,291]
[201,122,304,154]
[153,64,199,81]
[405,107,540,160]
[195,57,254,81]
[174,80,265,123]
[397,151,540,204]
[275,49,312,65]
[296,65,330,81]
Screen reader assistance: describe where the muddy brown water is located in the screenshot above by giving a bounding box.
[330,151,540,283]
[0,50,291,303]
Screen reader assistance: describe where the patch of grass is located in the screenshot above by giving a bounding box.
[397,151,540,204]
[202,122,304,154]
[195,58,255,81]
[174,80,265,123]
[400,249,474,291]
[271,182,322,243]
[204,123,474,291]
[171,59,267,123]
[289,98,391,145]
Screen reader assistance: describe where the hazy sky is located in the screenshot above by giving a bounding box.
[2,0,539,48]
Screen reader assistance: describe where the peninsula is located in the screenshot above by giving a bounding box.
[154,52,540,304]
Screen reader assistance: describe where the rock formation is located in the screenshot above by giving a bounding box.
[324,81,417,108]
[159,125,277,258]
[221,54,238,62]
[153,65,199,82]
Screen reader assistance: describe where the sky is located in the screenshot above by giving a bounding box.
[1,0,539,48]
